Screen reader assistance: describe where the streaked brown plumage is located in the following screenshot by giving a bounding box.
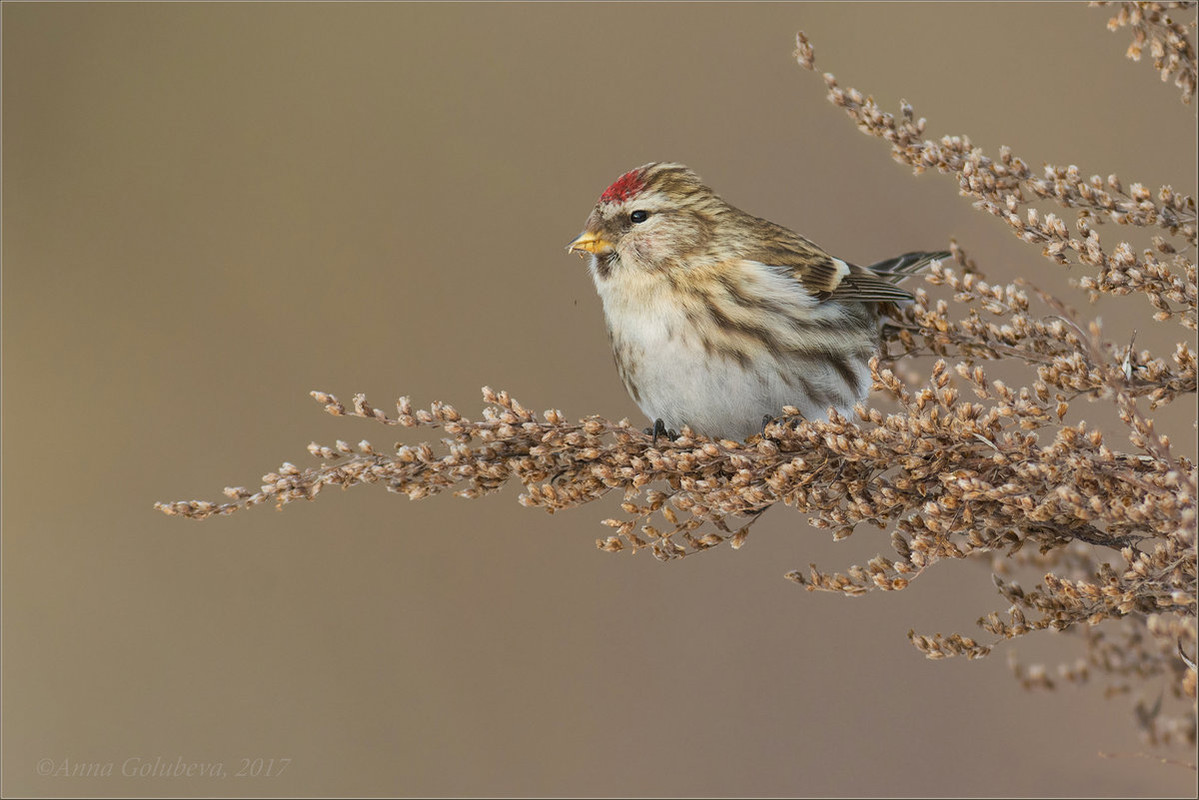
[568,162,948,439]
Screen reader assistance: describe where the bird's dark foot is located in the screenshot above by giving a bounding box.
[761,410,806,436]
[644,418,678,444]
[761,412,799,430]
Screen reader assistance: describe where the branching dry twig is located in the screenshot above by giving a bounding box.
[1094,0,1198,104]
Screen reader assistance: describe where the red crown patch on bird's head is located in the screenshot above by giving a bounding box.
[599,169,646,204]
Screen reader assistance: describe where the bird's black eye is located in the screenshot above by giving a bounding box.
[629,210,649,223]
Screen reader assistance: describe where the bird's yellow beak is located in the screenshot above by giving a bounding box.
[567,231,613,256]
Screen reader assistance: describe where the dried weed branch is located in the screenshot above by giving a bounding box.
[1094,0,1198,104]
[795,14,1197,331]
[160,9,1196,749]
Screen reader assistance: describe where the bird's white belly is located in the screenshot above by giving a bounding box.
[608,303,864,440]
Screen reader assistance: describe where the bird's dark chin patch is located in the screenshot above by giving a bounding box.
[594,253,618,280]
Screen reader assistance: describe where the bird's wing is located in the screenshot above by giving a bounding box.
[867,250,953,279]
[737,220,920,304]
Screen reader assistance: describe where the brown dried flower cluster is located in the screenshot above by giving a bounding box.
[1093,0,1198,104]
[795,17,1196,332]
[160,8,1197,750]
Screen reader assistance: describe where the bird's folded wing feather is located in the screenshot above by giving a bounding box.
[738,220,916,304]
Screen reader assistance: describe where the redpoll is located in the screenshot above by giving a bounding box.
[567,162,948,440]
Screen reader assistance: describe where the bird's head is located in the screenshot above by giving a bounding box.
[567,163,727,275]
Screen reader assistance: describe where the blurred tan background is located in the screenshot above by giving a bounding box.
[4,2,1195,796]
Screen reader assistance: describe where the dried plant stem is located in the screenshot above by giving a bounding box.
[1093,0,1199,104]
[795,15,1197,331]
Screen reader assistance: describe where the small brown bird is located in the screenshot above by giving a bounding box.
[567,162,948,440]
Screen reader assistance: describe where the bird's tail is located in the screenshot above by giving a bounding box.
[867,251,951,284]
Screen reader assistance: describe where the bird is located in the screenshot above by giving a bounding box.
[566,162,948,441]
